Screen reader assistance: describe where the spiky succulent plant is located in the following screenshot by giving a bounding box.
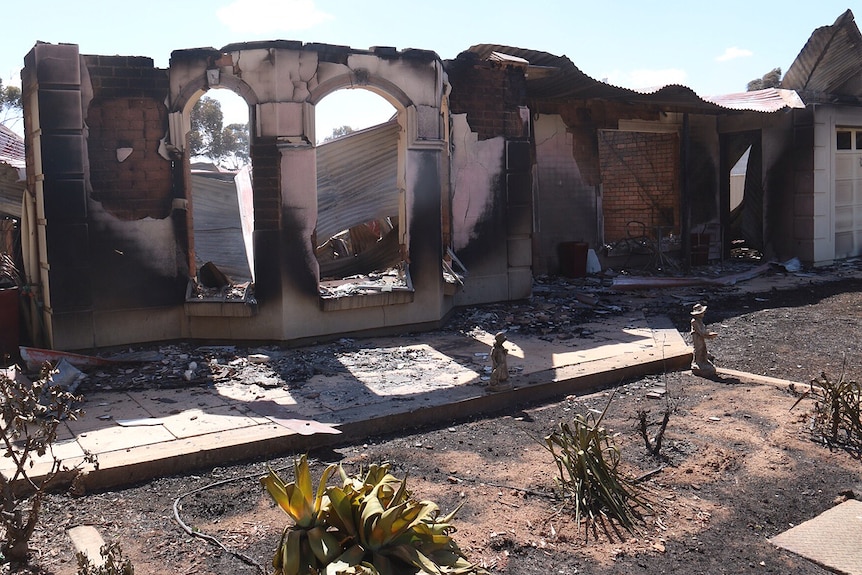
[262,456,487,575]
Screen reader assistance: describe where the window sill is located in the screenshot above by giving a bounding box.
[319,289,414,311]
[185,282,258,317]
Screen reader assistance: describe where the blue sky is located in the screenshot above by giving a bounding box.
[2,0,857,136]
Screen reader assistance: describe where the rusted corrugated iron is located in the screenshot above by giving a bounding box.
[466,44,803,114]
[703,88,805,113]
[782,9,862,101]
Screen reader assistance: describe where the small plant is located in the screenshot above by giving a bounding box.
[76,542,134,575]
[0,368,94,564]
[637,406,671,456]
[261,454,487,575]
[543,392,646,535]
[637,390,676,457]
[793,359,862,452]
[261,454,339,574]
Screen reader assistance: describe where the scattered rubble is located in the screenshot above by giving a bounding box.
[11,259,860,398]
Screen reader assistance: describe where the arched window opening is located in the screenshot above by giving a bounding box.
[186,89,256,307]
[314,89,409,303]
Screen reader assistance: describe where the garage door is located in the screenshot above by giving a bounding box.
[834,129,862,258]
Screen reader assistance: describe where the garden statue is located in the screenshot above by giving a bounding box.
[488,332,512,391]
[690,303,718,377]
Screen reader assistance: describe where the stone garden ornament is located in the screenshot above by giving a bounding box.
[690,303,718,377]
[488,331,513,391]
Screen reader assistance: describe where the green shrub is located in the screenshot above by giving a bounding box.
[543,394,646,534]
[797,364,862,452]
[261,454,487,575]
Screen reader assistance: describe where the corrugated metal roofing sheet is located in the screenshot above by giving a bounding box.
[0,164,24,218]
[0,126,25,218]
[463,44,802,114]
[0,124,24,170]
[703,88,805,113]
[316,120,400,241]
[782,9,862,102]
[190,170,252,283]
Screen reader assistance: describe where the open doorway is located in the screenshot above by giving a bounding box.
[313,89,409,305]
[185,88,255,306]
[722,131,762,260]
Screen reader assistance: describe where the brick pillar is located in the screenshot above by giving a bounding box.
[506,140,533,298]
[23,43,92,347]
[250,137,283,300]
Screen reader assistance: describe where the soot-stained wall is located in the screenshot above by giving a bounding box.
[445,54,532,304]
[24,41,463,350]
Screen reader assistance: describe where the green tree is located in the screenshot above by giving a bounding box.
[221,122,250,169]
[0,78,23,127]
[189,96,249,168]
[323,125,354,142]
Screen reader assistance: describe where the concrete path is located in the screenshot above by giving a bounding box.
[771,499,862,575]
[1,310,690,491]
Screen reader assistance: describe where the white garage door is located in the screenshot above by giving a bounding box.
[834,129,862,258]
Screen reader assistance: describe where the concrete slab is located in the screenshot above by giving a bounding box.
[129,390,208,417]
[244,393,332,420]
[67,525,105,567]
[157,405,263,438]
[72,420,177,454]
[0,436,87,479]
[76,392,146,422]
[770,499,862,575]
[2,311,692,492]
[212,381,293,403]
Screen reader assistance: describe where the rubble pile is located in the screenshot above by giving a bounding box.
[18,258,844,396]
[443,276,626,340]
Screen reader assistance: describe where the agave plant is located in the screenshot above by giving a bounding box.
[543,393,646,534]
[260,455,341,574]
[326,463,478,575]
[262,457,487,575]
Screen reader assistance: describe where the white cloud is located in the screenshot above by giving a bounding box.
[603,68,687,90]
[715,47,753,62]
[216,0,333,34]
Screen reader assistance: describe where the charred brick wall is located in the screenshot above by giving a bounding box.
[558,106,602,187]
[250,137,284,301]
[84,56,172,220]
[598,130,680,243]
[446,55,527,140]
[446,54,533,301]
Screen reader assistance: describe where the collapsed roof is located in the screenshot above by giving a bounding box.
[782,9,862,104]
[464,44,805,114]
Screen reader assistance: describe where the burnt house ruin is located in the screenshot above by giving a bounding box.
[13,9,862,351]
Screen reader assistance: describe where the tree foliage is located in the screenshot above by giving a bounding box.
[0,79,23,127]
[747,67,782,91]
[189,96,249,168]
[323,125,354,142]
